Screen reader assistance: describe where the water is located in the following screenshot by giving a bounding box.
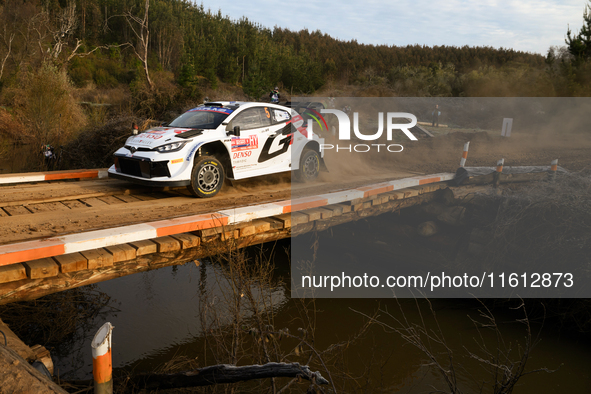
[51,237,591,393]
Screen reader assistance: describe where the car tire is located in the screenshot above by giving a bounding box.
[295,149,320,182]
[187,156,225,198]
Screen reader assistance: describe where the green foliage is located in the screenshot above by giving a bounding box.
[242,62,271,100]
[130,70,180,118]
[3,0,591,114]
[566,3,591,63]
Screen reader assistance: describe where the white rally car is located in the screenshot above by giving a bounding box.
[108,101,326,197]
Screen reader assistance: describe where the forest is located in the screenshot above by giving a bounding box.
[1,0,591,167]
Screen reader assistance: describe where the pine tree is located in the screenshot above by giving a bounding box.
[566,2,591,63]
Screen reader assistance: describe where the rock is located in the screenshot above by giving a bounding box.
[418,221,438,237]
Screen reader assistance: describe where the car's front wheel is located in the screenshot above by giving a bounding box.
[187,156,225,198]
[295,149,320,182]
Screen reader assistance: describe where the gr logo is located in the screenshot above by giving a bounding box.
[320,110,418,141]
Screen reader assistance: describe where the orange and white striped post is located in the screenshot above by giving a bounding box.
[460,141,470,167]
[550,159,558,181]
[496,158,504,173]
[494,158,504,187]
[92,322,114,394]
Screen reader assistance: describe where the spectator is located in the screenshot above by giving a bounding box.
[270,87,280,103]
[432,104,441,127]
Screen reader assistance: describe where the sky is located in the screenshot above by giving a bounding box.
[202,0,588,55]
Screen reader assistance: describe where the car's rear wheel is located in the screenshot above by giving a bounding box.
[295,149,320,182]
[187,156,225,198]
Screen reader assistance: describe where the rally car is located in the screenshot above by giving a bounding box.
[107,101,326,197]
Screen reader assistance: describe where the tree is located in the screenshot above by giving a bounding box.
[566,2,591,63]
[124,0,153,89]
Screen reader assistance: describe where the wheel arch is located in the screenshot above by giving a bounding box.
[303,140,321,153]
[194,140,234,178]
[299,140,327,172]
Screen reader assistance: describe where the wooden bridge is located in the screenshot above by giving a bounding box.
[0,161,560,305]
[0,169,457,304]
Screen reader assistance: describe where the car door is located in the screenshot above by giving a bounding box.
[257,107,293,173]
[227,107,274,178]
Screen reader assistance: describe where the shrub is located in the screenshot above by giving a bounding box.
[10,63,86,155]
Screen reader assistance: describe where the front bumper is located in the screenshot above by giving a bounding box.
[109,155,190,187]
[113,155,171,178]
[108,170,190,187]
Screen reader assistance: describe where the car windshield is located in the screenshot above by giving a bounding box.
[168,107,232,129]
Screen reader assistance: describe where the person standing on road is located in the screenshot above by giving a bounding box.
[270,87,280,103]
[432,104,440,127]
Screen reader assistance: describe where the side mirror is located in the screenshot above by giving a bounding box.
[233,125,241,137]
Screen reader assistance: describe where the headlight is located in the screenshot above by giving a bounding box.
[155,141,190,153]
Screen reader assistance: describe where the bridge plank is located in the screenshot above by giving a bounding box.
[129,240,158,256]
[106,244,137,263]
[115,194,142,203]
[133,193,157,201]
[24,258,59,279]
[0,264,27,283]
[333,203,352,213]
[316,208,335,219]
[238,224,256,237]
[3,206,32,216]
[171,233,200,249]
[80,197,109,207]
[403,187,421,198]
[260,217,284,230]
[253,220,272,233]
[81,248,114,269]
[381,191,404,201]
[53,253,88,273]
[98,195,127,205]
[291,212,309,226]
[272,214,291,228]
[61,200,87,209]
[321,205,344,216]
[26,202,70,213]
[301,209,322,221]
[152,236,181,253]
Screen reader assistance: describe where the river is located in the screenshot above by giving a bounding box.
[50,235,591,393]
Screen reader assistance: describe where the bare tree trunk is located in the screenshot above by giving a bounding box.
[0,32,14,81]
[124,0,153,89]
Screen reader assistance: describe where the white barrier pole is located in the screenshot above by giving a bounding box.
[550,159,558,181]
[460,141,470,167]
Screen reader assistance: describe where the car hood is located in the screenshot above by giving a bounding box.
[126,127,202,148]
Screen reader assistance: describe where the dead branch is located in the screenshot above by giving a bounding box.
[65,40,130,64]
[123,0,153,89]
[124,362,328,390]
[50,1,77,59]
[0,31,14,80]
